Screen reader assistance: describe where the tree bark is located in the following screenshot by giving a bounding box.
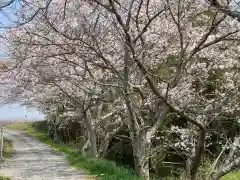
[190,129,206,180]
[98,120,124,158]
[82,138,90,156]
[89,129,97,157]
[84,110,98,158]
[122,39,151,178]
[98,137,111,159]
[212,157,240,180]
[53,116,58,142]
[132,133,151,180]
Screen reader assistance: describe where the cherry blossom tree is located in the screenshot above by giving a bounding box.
[2,0,240,180]
[2,6,126,158]
[72,1,240,179]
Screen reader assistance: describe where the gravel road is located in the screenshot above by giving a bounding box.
[0,129,86,180]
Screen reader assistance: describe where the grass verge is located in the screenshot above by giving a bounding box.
[221,172,240,180]
[3,138,13,160]
[0,177,11,180]
[7,121,141,180]
[0,137,13,180]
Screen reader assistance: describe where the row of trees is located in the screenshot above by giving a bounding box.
[1,0,240,179]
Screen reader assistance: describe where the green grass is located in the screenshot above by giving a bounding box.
[7,121,142,180]
[3,138,13,160]
[0,137,13,180]
[221,172,240,180]
[0,177,11,180]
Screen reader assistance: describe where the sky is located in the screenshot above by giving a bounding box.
[0,104,45,121]
[0,0,45,121]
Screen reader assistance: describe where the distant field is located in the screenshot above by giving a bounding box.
[0,120,36,127]
[0,121,13,126]
[0,120,24,126]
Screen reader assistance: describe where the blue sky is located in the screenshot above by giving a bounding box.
[0,104,44,120]
[0,1,44,121]
[0,0,18,58]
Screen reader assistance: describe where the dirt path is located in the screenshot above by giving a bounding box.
[0,129,87,180]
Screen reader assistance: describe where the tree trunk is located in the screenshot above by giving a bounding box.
[212,157,240,180]
[131,133,151,180]
[84,110,98,158]
[82,139,90,156]
[98,122,123,159]
[122,39,150,179]
[190,129,206,180]
[98,137,110,159]
[186,158,191,177]
[89,129,97,157]
[53,116,58,142]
